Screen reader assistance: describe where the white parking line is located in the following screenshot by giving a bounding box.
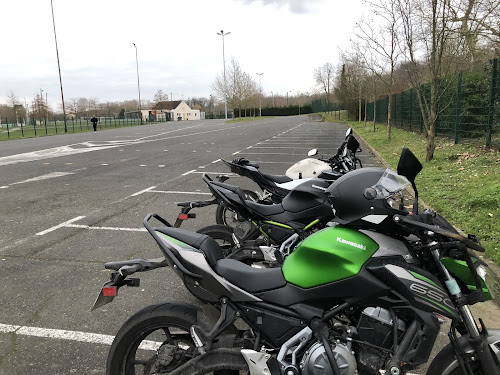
[150,190,212,195]
[66,224,147,232]
[0,323,159,351]
[182,169,197,176]
[36,216,86,236]
[5,172,75,188]
[130,186,157,197]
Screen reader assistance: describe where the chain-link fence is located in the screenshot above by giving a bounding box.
[0,116,168,140]
[366,58,499,148]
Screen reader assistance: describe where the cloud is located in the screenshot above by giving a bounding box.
[238,0,322,14]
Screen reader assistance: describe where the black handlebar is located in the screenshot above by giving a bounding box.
[394,214,485,252]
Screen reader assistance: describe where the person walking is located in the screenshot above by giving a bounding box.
[91,115,99,132]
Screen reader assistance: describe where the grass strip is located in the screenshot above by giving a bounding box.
[324,114,499,263]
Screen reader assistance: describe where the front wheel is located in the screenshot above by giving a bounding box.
[106,303,199,375]
[426,338,497,375]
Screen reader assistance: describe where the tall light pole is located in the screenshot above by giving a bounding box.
[256,73,263,117]
[50,0,67,132]
[216,30,230,120]
[133,43,142,124]
[40,89,44,123]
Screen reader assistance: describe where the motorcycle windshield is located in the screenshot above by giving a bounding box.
[372,169,411,199]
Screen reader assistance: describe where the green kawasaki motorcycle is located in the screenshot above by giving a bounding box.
[93,148,499,375]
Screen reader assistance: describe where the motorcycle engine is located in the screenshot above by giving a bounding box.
[299,342,357,375]
[355,307,407,374]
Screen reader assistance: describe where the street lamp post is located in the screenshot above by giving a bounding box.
[40,89,44,124]
[216,30,231,120]
[256,73,263,117]
[133,43,142,124]
[50,0,67,132]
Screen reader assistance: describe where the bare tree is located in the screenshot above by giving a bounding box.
[212,58,258,116]
[397,0,463,161]
[77,98,89,118]
[449,0,500,64]
[7,91,21,124]
[153,89,169,111]
[354,0,402,139]
[314,62,335,107]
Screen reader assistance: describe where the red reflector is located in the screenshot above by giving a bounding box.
[178,214,189,220]
[102,286,117,297]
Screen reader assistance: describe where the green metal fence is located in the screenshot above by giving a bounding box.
[0,116,168,140]
[312,99,343,113]
[365,58,499,148]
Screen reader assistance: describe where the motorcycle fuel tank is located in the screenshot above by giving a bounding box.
[282,226,379,288]
[285,158,331,179]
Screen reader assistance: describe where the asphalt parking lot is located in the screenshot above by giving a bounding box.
[0,116,497,374]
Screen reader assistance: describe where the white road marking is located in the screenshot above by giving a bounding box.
[184,172,235,176]
[182,169,197,176]
[150,190,212,195]
[8,172,74,186]
[35,216,147,235]
[235,152,306,156]
[0,323,160,351]
[130,186,157,197]
[66,224,147,232]
[36,216,86,236]
[0,145,118,166]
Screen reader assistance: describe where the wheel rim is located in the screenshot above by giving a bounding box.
[221,208,253,237]
[122,323,195,374]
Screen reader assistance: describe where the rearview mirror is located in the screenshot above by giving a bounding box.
[308,149,318,156]
[397,148,422,184]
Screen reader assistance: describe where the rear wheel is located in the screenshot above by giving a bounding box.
[214,190,259,237]
[196,225,236,257]
[106,303,199,375]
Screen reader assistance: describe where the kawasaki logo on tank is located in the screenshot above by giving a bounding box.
[336,237,367,250]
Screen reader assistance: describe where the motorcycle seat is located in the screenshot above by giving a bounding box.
[245,200,285,217]
[214,258,286,293]
[154,227,223,267]
[260,172,292,184]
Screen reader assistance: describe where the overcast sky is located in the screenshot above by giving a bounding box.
[1,0,364,110]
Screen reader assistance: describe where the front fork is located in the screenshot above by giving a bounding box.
[430,247,500,375]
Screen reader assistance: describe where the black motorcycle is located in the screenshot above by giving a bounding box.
[93,148,499,375]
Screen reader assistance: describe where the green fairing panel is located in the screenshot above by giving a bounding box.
[282,227,379,288]
[441,257,494,301]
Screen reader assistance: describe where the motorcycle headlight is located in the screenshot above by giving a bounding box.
[477,264,495,300]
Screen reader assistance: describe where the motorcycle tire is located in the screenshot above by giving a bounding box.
[215,189,259,237]
[426,338,494,375]
[106,302,199,375]
[355,157,362,169]
[196,225,237,257]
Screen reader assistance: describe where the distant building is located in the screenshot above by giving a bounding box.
[150,100,200,121]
